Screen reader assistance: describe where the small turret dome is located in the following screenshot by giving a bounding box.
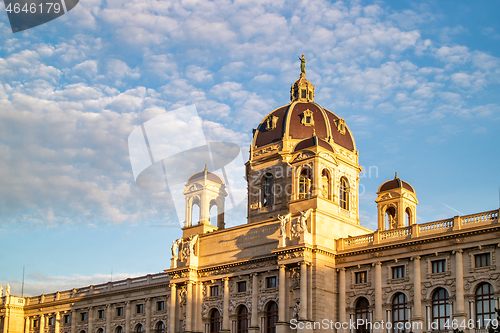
[378,173,415,193]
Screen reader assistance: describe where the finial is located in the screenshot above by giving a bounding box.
[312,129,316,137]
[204,164,208,178]
[395,172,398,179]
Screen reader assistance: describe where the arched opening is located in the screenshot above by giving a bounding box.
[405,207,411,226]
[115,326,124,333]
[209,309,221,333]
[299,167,312,199]
[155,321,165,333]
[339,177,349,210]
[97,329,104,333]
[209,200,218,226]
[355,297,370,333]
[79,331,86,333]
[135,324,143,333]
[432,288,450,330]
[237,305,249,333]
[392,293,408,333]
[191,197,201,225]
[262,173,274,207]
[321,169,331,200]
[475,282,496,328]
[385,206,396,230]
[265,301,278,333]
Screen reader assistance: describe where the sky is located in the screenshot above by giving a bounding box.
[0,0,499,296]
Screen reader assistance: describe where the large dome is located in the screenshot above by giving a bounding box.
[253,74,356,151]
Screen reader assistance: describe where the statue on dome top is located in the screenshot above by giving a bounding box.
[298,55,306,75]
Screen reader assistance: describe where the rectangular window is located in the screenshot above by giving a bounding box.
[48,317,54,326]
[117,307,123,316]
[81,313,87,322]
[98,309,104,319]
[157,301,165,311]
[301,90,306,98]
[210,285,219,296]
[355,271,367,284]
[33,320,39,328]
[266,276,277,289]
[237,281,247,293]
[475,253,491,267]
[64,315,70,324]
[392,266,405,279]
[136,304,143,314]
[432,259,446,273]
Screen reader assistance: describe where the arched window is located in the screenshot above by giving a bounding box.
[432,288,450,330]
[237,306,249,333]
[405,207,411,226]
[339,177,349,210]
[209,200,218,226]
[191,197,201,225]
[115,326,124,333]
[97,329,104,333]
[476,282,496,328]
[299,167,312,199]
[209,309,221,333]
[265,301,278,333]
[80,331,86,333]
[385,206,396,230]
[355,297,370,333]
[135,324,143,333]
[262,173,274,207]
[392,293,409,333]
[321,169,331,200]
[155,321,165,333]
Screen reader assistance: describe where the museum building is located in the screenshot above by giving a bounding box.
[1,69,499,333]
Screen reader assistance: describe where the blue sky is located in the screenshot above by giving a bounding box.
[0,0,499,296]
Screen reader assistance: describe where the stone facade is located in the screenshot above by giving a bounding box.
[1,71,499,333]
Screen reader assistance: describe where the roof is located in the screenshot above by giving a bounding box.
[253,102,355,151]
[186,167,224,185]
[378,174,415,193]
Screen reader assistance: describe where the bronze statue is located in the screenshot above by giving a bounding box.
[298,55,306,74]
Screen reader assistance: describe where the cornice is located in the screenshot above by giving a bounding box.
[23,281,171,311]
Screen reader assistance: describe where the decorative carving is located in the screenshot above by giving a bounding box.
[277,213,291,237]
[335,118,346,134]
[292,302,300,319]
[265,115,279,131]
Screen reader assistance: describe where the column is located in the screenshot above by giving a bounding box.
[197,282,204,332]
[39,314,45,333]
[88,307,93,333]
[186,282,193,332]
[276,265,287,333]
[222,278,230,332]
[107,305,113,333]
[55,312,61,333]
[455,250,466,320]
[412,256,423,333]
[374,262,382,333]
[125,302,131,333]
[71,311,77,333]
[339,268,346,333]
[25,316,30,333]
[146,298,151,333]
[170,284,177,333]
[299,262,307,320]
[250,273,259,330]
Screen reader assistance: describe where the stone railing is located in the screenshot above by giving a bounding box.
[26,272,169,305]
[419,218,454,233]
[337,209,499,251]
